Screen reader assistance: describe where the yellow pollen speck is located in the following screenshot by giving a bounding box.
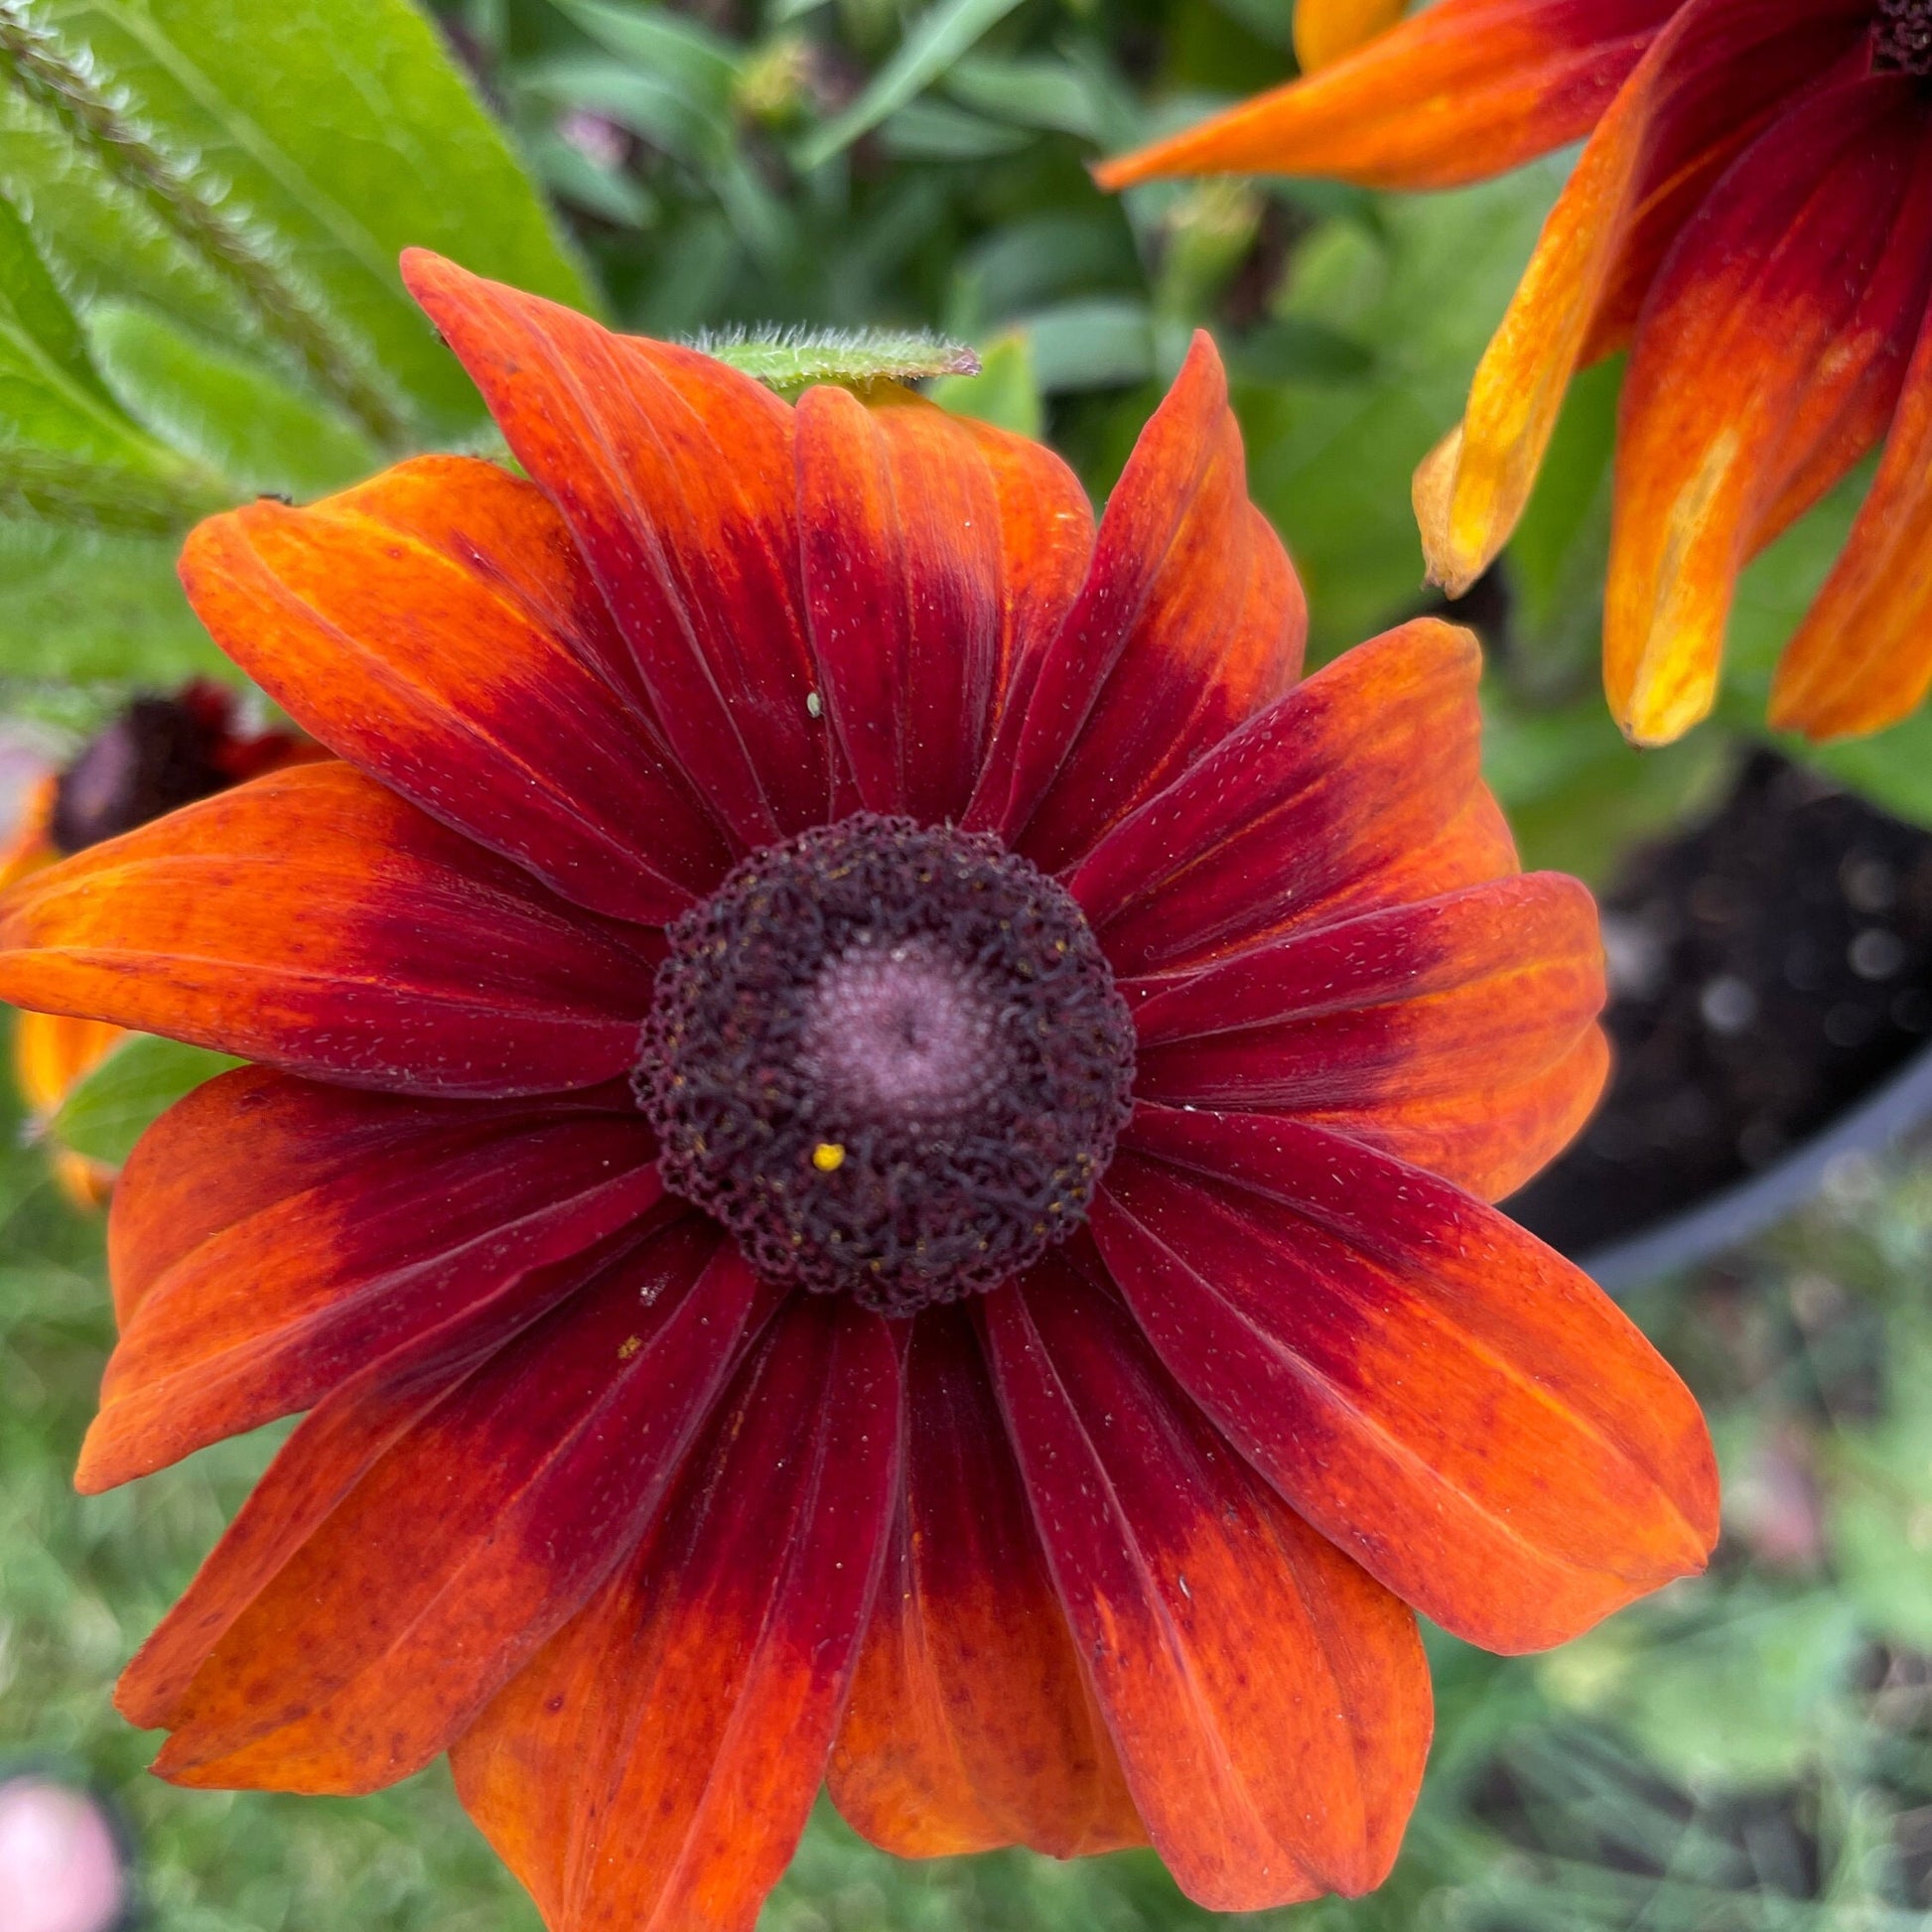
[617,1334,643,1360]
[813,1142,847,1172]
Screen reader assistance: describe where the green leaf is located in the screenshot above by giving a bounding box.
[794,0,1032,169]
[0,0,595,445]
[49,1032,240,1169]
[941,54,1103,140]
[87,299,380,495]
[929,330,1040,438]
[688,324,978,389]
[1244,162,1569,656]
[1024,295,1153,393]
[0,513,220,683]
[0,184,224,528]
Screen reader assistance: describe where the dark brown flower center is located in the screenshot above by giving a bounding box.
[1876,0,1932,73]
[50,693,233,854]
[635,814,1136,1316]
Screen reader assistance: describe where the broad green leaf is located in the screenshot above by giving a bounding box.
[930,330,1040,439]
[1244,162,1569,656]
[880,98,1032,160]
[88,300,380,495]
[795,0,1032,169]
[2,0,595,444]
[941,54,1103,139]
[1025,295,1153,393]
[0,512,219,683]
[689,324,978,388]
[50,1031,240,1168]
[0,184,225,528]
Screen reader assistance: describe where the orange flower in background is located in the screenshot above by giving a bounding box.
[1,684,310,1204]
[1101,0,1932,747]
[0,255,1716,1930]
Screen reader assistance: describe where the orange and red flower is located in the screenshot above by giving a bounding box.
[0,256,1717,1928]
[2,683,310,1204]
[1102,0,1932,747]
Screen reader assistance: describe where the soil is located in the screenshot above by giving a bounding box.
[1506,751,1932,1256]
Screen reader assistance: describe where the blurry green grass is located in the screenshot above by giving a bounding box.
[5,1015,1932,1928]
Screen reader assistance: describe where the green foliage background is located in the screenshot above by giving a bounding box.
[0,0,1929,1926]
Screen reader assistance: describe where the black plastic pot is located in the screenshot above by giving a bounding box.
[1504,751,1932,1291]
[1568,1035,1932,1293]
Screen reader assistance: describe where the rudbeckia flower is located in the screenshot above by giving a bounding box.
[2,683,309,1204]
[0,254,1718,1929]
[1100,0,1932,747]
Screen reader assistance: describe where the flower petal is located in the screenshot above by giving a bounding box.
[1097,1105,1720,1652]
[402,250,829,846]
[180,458,732,923]
[829,1304,1144,1860]
[82,1067,664,1491]
[1770,292,1932,739]
[1293,0,1412,74]
[1073,620,1500,978]
[1096,0,1671,192]
[1412,0,1871,599]
[983,1258,1431,1909]
[136,1231,771,1795]
[1606,77,1932,743]
[451,1293,901,1932]
[796,384,1093,824]
[0,761,659,1098]
[993,334,1306,873]
[1131,874,1606,1198]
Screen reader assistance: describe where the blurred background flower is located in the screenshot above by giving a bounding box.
[0,0,1929,1925]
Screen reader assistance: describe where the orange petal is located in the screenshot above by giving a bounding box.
[1607,78,1932,744]
[138,1233,771,1795]
[180,458,732,922]
[985,1259,1431,1908]
[1413,0,1872,601]
[1293,0,1411,73]
[451,1293,901,1932]
[1132,874,1607,1198]
[1771,293,1932,739]
[1097,0,1670,193]
[85,1068,662,1490]
[829,1305,1143,1860]
[796,384,1092,825]
[0,761,659,1099]
[1098,1106,1719,1652]
[1072,620,1501,978]
[994,334,1306,873]
[402,251,830,847]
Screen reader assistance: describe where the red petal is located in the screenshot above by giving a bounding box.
[0,761,659,1098]
[134,1231,772,1794]
[829,1304,1144,1859]
[402,251,830,846]
[796,384,1093,823]
[991,335,1306,872]
[1606,77,1932,743]
[1074,620,1498,979]
[1098,1106,1720,1652]
[82,1067,663,1491]
[1771,289,1932,738]
[984,1260,1431,1909]
[1131,874,1606,1198]
[451,1293,901,1932]
[180,458,732,922]
[1096,0,1672,192]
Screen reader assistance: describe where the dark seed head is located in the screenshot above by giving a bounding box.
[1875,0,1932,73]
[635,813,1136,1317]
[50,684,242,855]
